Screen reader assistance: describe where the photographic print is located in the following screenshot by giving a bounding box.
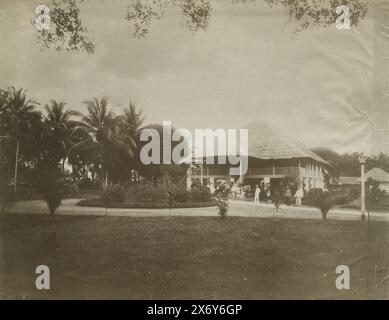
[0,0,389,303]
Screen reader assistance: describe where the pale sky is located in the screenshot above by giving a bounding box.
[0,0,377,154]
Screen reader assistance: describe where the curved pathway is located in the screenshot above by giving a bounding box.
[8,198,389,222]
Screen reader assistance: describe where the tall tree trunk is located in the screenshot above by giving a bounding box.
[13,139,19,193]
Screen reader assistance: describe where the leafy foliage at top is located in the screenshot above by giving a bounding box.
[126,0,368,37]
[126,0,212,38]
[35,0,95,54]
[262,0,368,32]
[35,0,368,52]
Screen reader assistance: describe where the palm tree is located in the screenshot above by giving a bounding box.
[121,101,144,141]
[0,87,40,191]
[119,101,145,181]
[71,97,134,188]
[43,100,81,172]
[121,101,144,157]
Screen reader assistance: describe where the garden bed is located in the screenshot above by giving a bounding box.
[77,198,217,209]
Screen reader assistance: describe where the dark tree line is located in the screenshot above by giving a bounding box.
[0,87,150,214]
[312,147,389,177]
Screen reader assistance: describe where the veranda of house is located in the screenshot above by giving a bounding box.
[188,157,327,193]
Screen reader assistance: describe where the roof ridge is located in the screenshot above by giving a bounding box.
[244,119,330,165]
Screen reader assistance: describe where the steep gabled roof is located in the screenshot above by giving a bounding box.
[340,168,389,184]
[244,120,330,165]
[365,167,389,182]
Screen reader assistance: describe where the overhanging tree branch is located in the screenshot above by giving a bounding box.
[35,0,369,53]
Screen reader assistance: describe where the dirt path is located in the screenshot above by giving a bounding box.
[8,199,389,222]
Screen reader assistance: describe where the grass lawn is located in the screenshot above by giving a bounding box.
[0,215,388,299]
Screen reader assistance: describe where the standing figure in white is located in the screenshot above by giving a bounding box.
[254,185,260,204]
[295,186,304,207]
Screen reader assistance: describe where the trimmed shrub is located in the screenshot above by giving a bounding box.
[215,180,231,218]
[33,165,65,216]
[305,188,352,220]
[305,189,333,220]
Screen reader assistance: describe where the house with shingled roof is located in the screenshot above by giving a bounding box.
[364,168,389,192]
[187,120,330,193]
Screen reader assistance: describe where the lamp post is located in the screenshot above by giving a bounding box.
[359,154,367,221]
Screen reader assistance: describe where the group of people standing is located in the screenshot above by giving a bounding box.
[254,183,305,208]
[229,180,306,210]
[253,182,273,203]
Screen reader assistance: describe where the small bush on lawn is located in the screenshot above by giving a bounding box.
[215,180,231,218]
[32,164,65,216]
[305,189,351,220]
[100,185,126,203]
[305,189,333,219]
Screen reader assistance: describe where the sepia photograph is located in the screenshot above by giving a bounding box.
[1,0,389,304]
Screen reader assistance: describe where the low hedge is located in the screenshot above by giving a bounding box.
[77,198,217,209]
